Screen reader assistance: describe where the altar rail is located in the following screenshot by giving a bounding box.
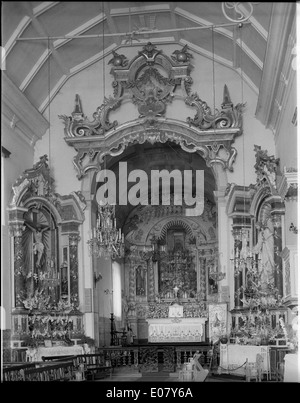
[2,359,75,381]
[3,345,289,381]
[3,345,216,380]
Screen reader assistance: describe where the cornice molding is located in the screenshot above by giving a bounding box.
[255,2,296,128]
[2,73,49,146]
[277,167,298,201]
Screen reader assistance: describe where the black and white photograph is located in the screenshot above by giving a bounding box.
[1,1,299,389]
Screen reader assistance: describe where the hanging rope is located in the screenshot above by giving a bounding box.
[218,360,248,372]
[212,26,216,123]
[240,24,246,229]
[47,36,52,276]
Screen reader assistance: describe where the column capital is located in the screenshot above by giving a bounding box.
[68,233,81,245]
[9,221,26,237]
[271,212,284,227]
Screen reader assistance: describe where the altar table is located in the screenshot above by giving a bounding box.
[219,344,270,379]
[26,345,84,362]
[146,317,207,343]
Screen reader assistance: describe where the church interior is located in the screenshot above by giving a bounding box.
[1,2,299,383]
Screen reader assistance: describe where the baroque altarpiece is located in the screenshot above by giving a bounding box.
[8,155,87,350]
[7,42,295,351]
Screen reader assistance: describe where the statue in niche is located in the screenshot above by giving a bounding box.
[25,222,49,268]
[252,219,275,290]
[136,266,146,296]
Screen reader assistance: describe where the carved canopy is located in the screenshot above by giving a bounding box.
[59,42,245,179]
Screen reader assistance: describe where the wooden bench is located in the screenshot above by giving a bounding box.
[42,355,75,362]
[24,361,75,381]
[75,354,113,380]
[3,362,37,381]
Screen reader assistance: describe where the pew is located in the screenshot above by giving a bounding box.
[3,362,37,381]
[24,361,75,381]
[74,354,113,380]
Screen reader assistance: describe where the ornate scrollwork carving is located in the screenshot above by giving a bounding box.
[138,42,162,63]
[61,44,243,178]
[59,95,120,137]
[185,89,245,130]
[254,144,280,190]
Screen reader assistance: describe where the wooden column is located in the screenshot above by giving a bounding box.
[148,259,155,302]
[10,223,26,308]
[232,229,243,308]
[272,213,284,297]
[129,259,136,303]
[69,233,80,307]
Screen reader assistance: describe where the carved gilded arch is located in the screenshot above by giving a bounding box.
[65,119,239,179]
[60,43,243,189]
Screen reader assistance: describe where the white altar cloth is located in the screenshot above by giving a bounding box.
[26,345,84,362]
[146,318,207,343]
[220,344,270,378]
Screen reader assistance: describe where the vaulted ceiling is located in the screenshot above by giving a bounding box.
[2,2,290,115]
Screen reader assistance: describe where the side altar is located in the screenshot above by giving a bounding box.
[146,304,207,343]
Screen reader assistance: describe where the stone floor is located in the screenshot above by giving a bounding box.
[95,367,248,382]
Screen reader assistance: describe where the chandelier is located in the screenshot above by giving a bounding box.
[88,203,125,260]
[231,227,258,276]
[209,252,226,282]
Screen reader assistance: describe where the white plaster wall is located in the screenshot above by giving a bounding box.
[274,69,297,171]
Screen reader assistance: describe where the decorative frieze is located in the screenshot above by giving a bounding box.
[277,166,298,201]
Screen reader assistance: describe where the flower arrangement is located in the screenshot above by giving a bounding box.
[232,265,286,344]
[22,289,76,313]
[23,289,50,311]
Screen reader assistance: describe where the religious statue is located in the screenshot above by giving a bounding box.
[252,220,275,289]
[136,266,146,296]
[25,222,49,268]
